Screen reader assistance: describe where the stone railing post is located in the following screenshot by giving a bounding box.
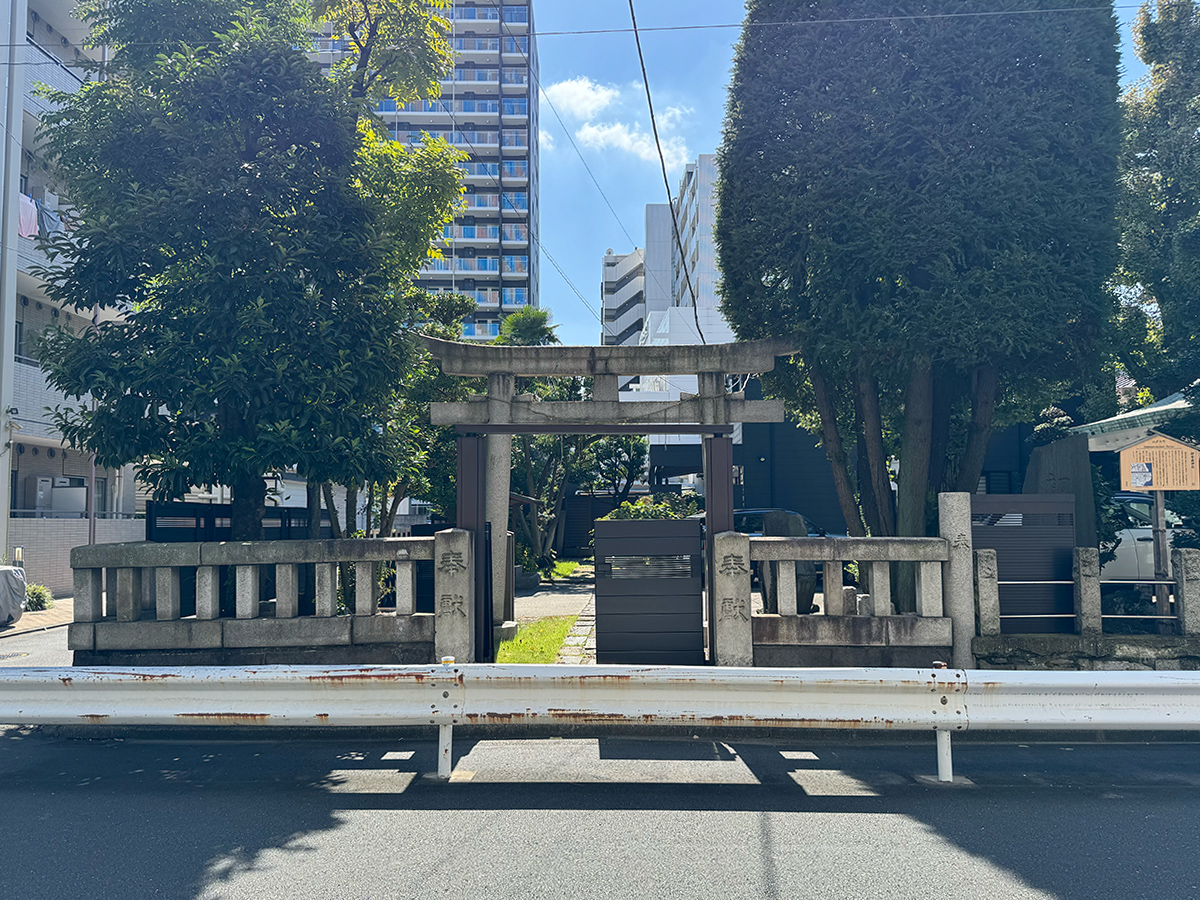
[939,492,976,668]
[1073,547,1102,636]
[713,531,753,666]
[915,560,943,617]
[435,529,475,662]
[1172,548,1200,636]
[974,549,1001,636]
[822,562,845,615]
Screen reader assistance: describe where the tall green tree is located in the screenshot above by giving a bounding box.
[36,2,463,539]
[1117,0,1200,395]
[718,0,1121,541]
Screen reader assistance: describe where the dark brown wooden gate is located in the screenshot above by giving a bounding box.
[593,519,705,665]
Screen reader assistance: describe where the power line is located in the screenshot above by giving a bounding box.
[627,0,706,345]
[535,5,1144,37]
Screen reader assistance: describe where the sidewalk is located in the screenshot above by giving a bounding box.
[0,596,74,639]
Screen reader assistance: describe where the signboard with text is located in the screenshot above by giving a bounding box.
[1119,433,1200,492]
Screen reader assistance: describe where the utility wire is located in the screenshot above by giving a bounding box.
[481,0,676,325]
[627,0,706,345]
[536,5,1142,36]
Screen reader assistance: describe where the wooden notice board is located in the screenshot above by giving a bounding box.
[1119,433,1200,492]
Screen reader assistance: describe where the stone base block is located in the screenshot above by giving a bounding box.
[351,614,434,646]
[973,634,1200,671]
[754,645,951,668]
[73,644,436,667]
[94,620,223,651]
[67,623,95,651]
[493,621,519,645]
[752,615,951,648]
[223,617,351,648]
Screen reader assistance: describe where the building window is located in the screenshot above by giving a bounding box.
[504,36,529,54]
[502,6,529,23]
[503,98,528,116]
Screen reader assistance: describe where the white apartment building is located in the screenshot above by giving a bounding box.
[0,0,141,595]
[374,1,539,341]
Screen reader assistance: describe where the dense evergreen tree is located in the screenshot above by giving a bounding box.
[718,0,1121,541]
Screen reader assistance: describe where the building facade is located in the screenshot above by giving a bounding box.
[600,248,645,346]
[0,0,141,595]
[373,1,539,340]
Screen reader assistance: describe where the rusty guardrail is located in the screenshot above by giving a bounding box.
[3,664,1200,782]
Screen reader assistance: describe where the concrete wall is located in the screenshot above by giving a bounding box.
[11,517,143,596]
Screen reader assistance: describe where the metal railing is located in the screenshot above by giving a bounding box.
[3,663,1199,783]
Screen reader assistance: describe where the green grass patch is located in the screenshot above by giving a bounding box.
[552,560,580,579]
[496,616,577,664]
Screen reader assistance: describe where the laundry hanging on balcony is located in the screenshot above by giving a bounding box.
[34,199,65,241]
[18,194,37,239]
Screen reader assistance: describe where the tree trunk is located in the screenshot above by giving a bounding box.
[306,481,322,539]
[381,489,404,537]
[857,406,883,536]
[230,474,266,542]
[955,364,1000,493]
[928,365,957,493]
[345,485,358,537]
[322,482,343,539]
[809,364,866,536]
[894,358,934,614]
[896,358,934,537]
[855,369,895,535]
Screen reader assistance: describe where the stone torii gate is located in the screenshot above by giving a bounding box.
[425,336,794,662]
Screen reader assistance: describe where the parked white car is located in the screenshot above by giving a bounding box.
[1100,492,1185,582]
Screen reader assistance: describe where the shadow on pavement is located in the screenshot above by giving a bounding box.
[1,727,1198,899]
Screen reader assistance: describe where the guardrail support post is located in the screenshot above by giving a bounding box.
[936,730,953,783]
[974,550,1001,637]
[1073,547,1102,636]
[713,530,753,666]
[939,493,976,668]
[438,724,453,780]
[1173,548,1200,636]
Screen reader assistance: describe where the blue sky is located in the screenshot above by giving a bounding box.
[530,1,1152,346]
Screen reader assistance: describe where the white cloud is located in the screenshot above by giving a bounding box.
[576,121,690,171]
[539,129,556,151]
[542,77,621,121]
[541,76,692,171]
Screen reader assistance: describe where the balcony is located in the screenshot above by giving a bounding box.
[23,38,85,118]
[462,322,500,340]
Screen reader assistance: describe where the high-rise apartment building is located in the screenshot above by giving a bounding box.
[0,1,141,595]
[374,1,539,340]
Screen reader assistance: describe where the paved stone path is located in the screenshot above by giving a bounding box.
[555,594,595,665]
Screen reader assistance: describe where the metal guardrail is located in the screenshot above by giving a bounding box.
[2,664,1199,783]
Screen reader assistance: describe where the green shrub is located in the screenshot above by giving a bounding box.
[25,583,54,612]
[600,492,704,521]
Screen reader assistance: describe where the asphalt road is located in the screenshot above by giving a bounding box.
[3,629,1200,900]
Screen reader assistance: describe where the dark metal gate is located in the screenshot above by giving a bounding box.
[593,519,705,665]
[971,494,1076,634]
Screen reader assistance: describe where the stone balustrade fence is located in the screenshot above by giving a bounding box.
[68,531,475,665]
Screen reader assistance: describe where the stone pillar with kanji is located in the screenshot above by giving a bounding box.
[434,529,475,662]
[713,531,754,666]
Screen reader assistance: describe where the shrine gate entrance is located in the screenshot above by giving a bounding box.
[424,337,793,662]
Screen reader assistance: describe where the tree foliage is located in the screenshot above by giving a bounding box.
[1117,0,1200,395]
[36,2,463,539]
[718,0,1121,541]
